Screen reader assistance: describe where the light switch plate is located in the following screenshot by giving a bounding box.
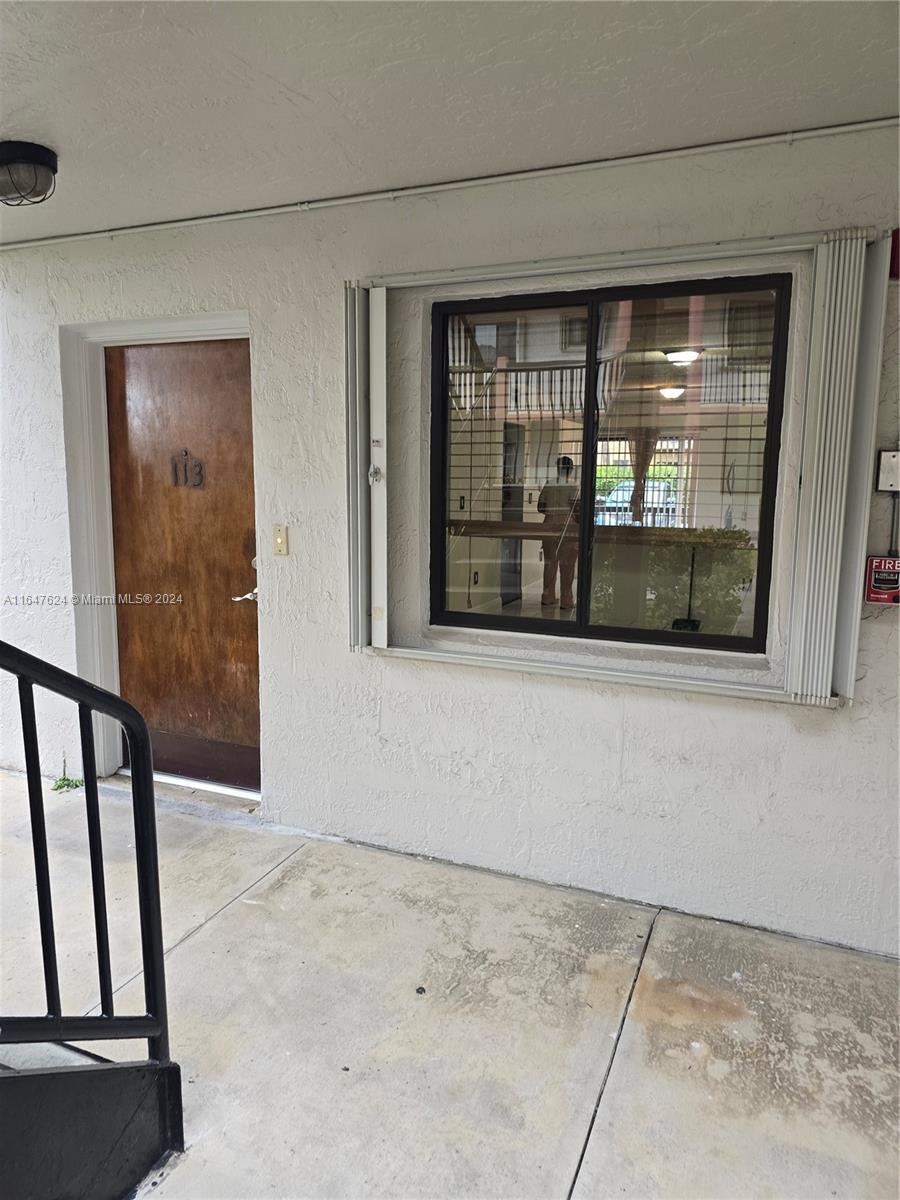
[273,525,289,555]
[876,450,900,493]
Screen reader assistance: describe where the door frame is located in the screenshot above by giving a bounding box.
[60,311,252,776]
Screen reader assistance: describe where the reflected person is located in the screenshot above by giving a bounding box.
[537,455,579,610]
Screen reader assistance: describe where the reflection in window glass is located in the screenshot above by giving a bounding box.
[433,278,788,649]
[443,306,587,622]
[589,287,780,639]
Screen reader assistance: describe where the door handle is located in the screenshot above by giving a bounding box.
[231,589,258,602]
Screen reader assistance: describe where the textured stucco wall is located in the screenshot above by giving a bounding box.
[1,128,897,954]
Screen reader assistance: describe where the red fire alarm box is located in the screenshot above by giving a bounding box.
[865,556,900,604]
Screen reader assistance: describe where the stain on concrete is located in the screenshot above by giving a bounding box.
[254,855,311,898]
[384,869,652,1026]
[633,972,750,1029]
[631,913,899,1152]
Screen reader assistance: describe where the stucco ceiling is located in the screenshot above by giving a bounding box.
[0,1,897,244]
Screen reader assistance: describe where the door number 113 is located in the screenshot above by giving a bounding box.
[171,448,205,488]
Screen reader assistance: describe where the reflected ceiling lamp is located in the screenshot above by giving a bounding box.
[0,141,58,206]
[659,386,685,400]
[665,349,701,365]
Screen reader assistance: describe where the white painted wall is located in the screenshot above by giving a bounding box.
[1,128,897,955]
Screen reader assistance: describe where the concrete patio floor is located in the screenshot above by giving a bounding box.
[1,768,897,1199]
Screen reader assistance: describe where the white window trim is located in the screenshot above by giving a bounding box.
[345,229,892,706]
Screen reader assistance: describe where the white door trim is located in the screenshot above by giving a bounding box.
[59,311,251,775]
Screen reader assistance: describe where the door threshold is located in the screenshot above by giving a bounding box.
[117,767,261,803]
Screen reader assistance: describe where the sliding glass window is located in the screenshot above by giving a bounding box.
[431,276,791,650]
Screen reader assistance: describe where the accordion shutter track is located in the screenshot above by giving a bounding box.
[788,229,869,703]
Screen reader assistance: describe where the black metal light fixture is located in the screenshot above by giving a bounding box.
[0,141,58,206]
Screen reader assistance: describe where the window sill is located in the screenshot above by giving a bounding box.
[365,642,839,708]
[423,618,774,675]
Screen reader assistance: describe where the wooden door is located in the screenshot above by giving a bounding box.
[105,340,260,788]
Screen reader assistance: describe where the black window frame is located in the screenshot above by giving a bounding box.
[429,273,792,653]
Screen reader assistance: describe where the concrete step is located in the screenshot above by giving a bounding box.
[0,1041,106,1073]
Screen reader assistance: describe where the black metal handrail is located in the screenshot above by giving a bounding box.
[0,639,170,1063]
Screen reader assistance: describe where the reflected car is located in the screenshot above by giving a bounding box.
[595,479,678,527]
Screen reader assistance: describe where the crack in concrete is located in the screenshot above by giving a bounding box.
[82,842,308,1018]
[566,906,662,1200]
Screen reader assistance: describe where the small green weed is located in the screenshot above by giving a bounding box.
[52,756,83,792]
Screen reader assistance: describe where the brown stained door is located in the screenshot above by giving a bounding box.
[105,340,260,788]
